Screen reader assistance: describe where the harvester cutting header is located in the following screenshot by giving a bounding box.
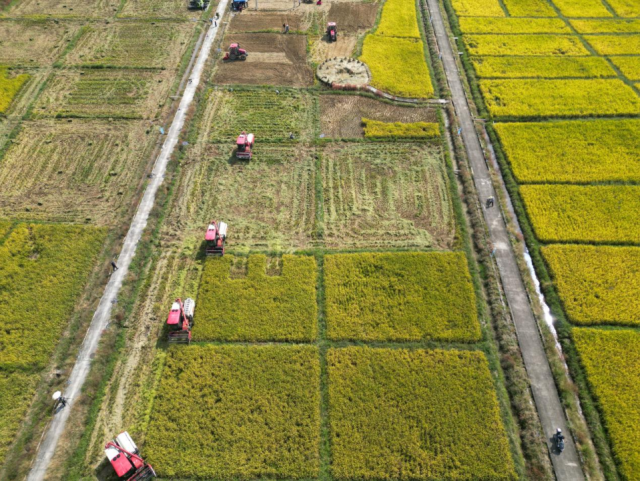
[166,298,195,344]
[205,220,227,255]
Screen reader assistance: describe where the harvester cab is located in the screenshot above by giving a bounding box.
[236,132,255,159]
[189,0,209,10]
[232,0,247,10]
[327,22,337,42]
[205,220,228,255]
[166,298,195,344]
[105,432,155,481]
[223,43,248,61]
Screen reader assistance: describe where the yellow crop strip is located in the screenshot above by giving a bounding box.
[495,119,640,183]
[604,0,640,17]
[324,252,481,342]
[328,347,517,480]
[459,17,571,34]
[480,79,640,117]
[194,255,317,342]
[451,0,505,16]
[574,329,640,480]
[0,67,29,114]
[472,56,615,78]
[570,19,640,33]
[362,119,440,138]
[375,0,420,38]
[585,34,640,55]
[552,0,613,17]
[610,57,640,80]
[145,345,321,479]
[520,184,640,244]
[502,0,556,17]
[464,34,589,56]
[0,372,39,465]
[543,245,640,326]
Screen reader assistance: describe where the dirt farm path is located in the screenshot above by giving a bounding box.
[25,1,230,479]
[424,0,586,479]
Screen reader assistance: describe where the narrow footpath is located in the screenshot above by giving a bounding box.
[26,3,229,479]
[424,0,585,479]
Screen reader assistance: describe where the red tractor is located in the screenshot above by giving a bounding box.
[205,220,227,255]
[236,132,255,159]
[166,298,195,344]
[223,43,248,61]
[327,22,337,42]
[105,432,155,481]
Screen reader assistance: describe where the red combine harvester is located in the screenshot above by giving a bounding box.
[223,43,248,61]
[105,432,155,481]
[236,132,255,159]
[327,22,337,42]
[166,298,195,344]
[205,220,228,255]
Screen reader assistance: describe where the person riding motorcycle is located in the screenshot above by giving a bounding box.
[555,428,565,452]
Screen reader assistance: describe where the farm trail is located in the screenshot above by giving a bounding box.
[425,0,586,479]
[25,0,230,478]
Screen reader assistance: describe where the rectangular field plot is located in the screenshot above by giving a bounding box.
[8,0,118,17]
[119,0,201,18]
[204,88,315,142]
[585,35,640,55]
[606,0,640,17]
[543,245,640,326]
[0,224,104,369]
[611,57,640,80]
[145,345,321,479]
[463,35,589,56]
[573,329,640,481]
[328,347,516,480]
[0,120,155,225]
[480,79,640,118]
[459,17,570,34]
[321,144,456,250]
[64,22,193,69]
[520,185,640,244]
[0,67,29,114]
[571,19,640,33]
[375,0,420,38]
[451,0,505,17]
[502,0,556,16]
[194,255,317,341]
[324,252,481,342]
[495,119,640,183]
[0,20,80,67]
[177,144,315,251]
[0,371,38,465]
[32,69,172,119]
[552,0,613,17]
[472,56,614,78]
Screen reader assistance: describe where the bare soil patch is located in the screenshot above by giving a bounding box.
[0,20,80,66]
[228,11,307,32]
[8,0,119,17]
[0,120,156,225]
[64,21,194,69]
[310,35,358,62]
[320,94,437,138]
[327,3,378,32]
[32,69,173,119]
[214,33,312,87]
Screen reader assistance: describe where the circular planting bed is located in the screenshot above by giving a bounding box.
[317,57,370,87]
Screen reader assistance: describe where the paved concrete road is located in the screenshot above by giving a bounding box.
[27,4,229,480]
[424,0,585,479]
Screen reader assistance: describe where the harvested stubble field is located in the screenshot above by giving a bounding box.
[0,120,157,225]
[324,252,481,342]
[543,245,640,326]
[328,3,378,32]
[495,119,640,183]
[194,255,317,341]
[480,79,640,117]
[321,143,456,250]
[320,95,437,138]
[0,223,105,369]
[118,0,202,19]
[178,143,316,251]
[328,347,517,480]
[459,17,570,34]
[8,0,119,17]
[520,184,640,244]
[463,34,589,57]
[228,11,307,33]
[0,67,29,114]
[64,21,194,69]
[205,87,315,142]
[32,69,173,119]
[214,33,313,87]
[145,345,321,479]
[0,371,39,465]
[471,56,615,78]
[573,329,640,480]
[0,20,80,66]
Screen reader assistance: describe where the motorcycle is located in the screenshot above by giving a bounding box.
[555,430,565,453]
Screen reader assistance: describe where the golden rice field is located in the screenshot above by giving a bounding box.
[480,79,640,117]
[585,35,640,55]
[552,0,612,17]
[362,119,440,139]
[471,56,614,78]
[494,119,640,183]
[0,67,29,113]
[604,0,640,17]
[520,185,640,244]
[574,329,640,480]
[543,245,640,326]
[570,19,640,34]
[501,0,556,17]
[328,347,517,480]
[374,0,420,38]
[611,57,640,80]
[0,372,39,465]
[464,34,588,56]
[451,0,505,17]
[459,17,570,34]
